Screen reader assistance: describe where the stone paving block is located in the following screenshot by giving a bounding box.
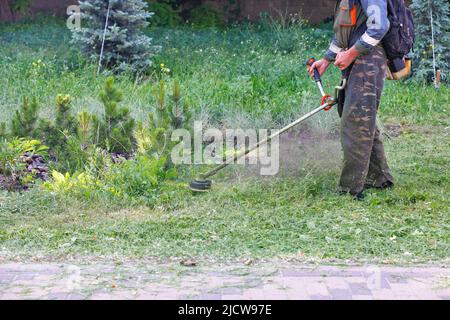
[154,293,180,300]
[263,293,288,300]
[200,293,222,300]
[33,275,56,282]
[325,270,365,277]
[309,294,332,300]
[388,282,425,296]
[223,294,246,300]
[47,292,70,300]
[1,293,21,300]
[285,291,309,300]
[222,287,243,295]
[348,282,371,296]
[389,294,418,300]
[329,288,353,300]
[0,274,16,282]
[6,286,27,294]
[371,289,396,300]
[241,288,265,300]
[14,274,36,281]
[388,275,409,284]
[90,293,121,300]
[433,288,450,297]
[378,277,391,289]
[281,270,322,277]
[305,282,329,297]
[67,293,87,300]
[243,277,264,288]
[352,295,373,300]
[283,278,307,291]
[324,277,351,291]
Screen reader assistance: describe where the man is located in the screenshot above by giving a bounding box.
[308,0,395,200]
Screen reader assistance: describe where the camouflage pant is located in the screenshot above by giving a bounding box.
[339,45,394,195]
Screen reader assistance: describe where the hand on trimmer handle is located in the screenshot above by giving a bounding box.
[306,57,326,98]
[306,57,322,84]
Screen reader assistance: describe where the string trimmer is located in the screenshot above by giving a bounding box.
[189,58,347,192]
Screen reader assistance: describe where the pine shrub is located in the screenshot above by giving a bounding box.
[92,77,136,154]
[11,96,40,139]
[135,79,191,164]
[37,94,79,170]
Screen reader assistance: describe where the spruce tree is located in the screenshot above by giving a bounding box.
[411,0,450,83]
[72,0,158,73]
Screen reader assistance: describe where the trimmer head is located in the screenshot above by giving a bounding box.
[189,179,212,193]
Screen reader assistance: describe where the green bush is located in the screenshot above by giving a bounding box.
[146,0,182,27]
[103,154,177,200]
[188,4,224,28]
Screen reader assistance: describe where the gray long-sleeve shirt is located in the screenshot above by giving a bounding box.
[325,0,390,61]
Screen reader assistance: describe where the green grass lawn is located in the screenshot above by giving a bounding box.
[0,18,448,264]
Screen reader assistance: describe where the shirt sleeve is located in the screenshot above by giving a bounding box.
[355,0,390,54]
[324,36,343,62]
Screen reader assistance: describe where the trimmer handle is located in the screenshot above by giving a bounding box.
[306,57,322,83]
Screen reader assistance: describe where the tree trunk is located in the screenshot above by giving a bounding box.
[0,0,15,22]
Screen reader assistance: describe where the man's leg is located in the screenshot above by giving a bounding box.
[366,127,395,187]
[339,46,388,195]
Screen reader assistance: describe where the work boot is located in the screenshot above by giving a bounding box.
[352,191,365,201]
[364,181,394,190]
[339,190,365,201]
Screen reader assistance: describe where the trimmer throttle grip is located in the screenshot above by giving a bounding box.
[306,57,322,83]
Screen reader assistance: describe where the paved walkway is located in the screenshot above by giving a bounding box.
[0,260,449,300]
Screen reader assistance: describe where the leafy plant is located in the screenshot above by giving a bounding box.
[71,0,159,73]
[0,138,48,191]
[43,170,95,194]
[43,152,176,202]
[92,77,136,154]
